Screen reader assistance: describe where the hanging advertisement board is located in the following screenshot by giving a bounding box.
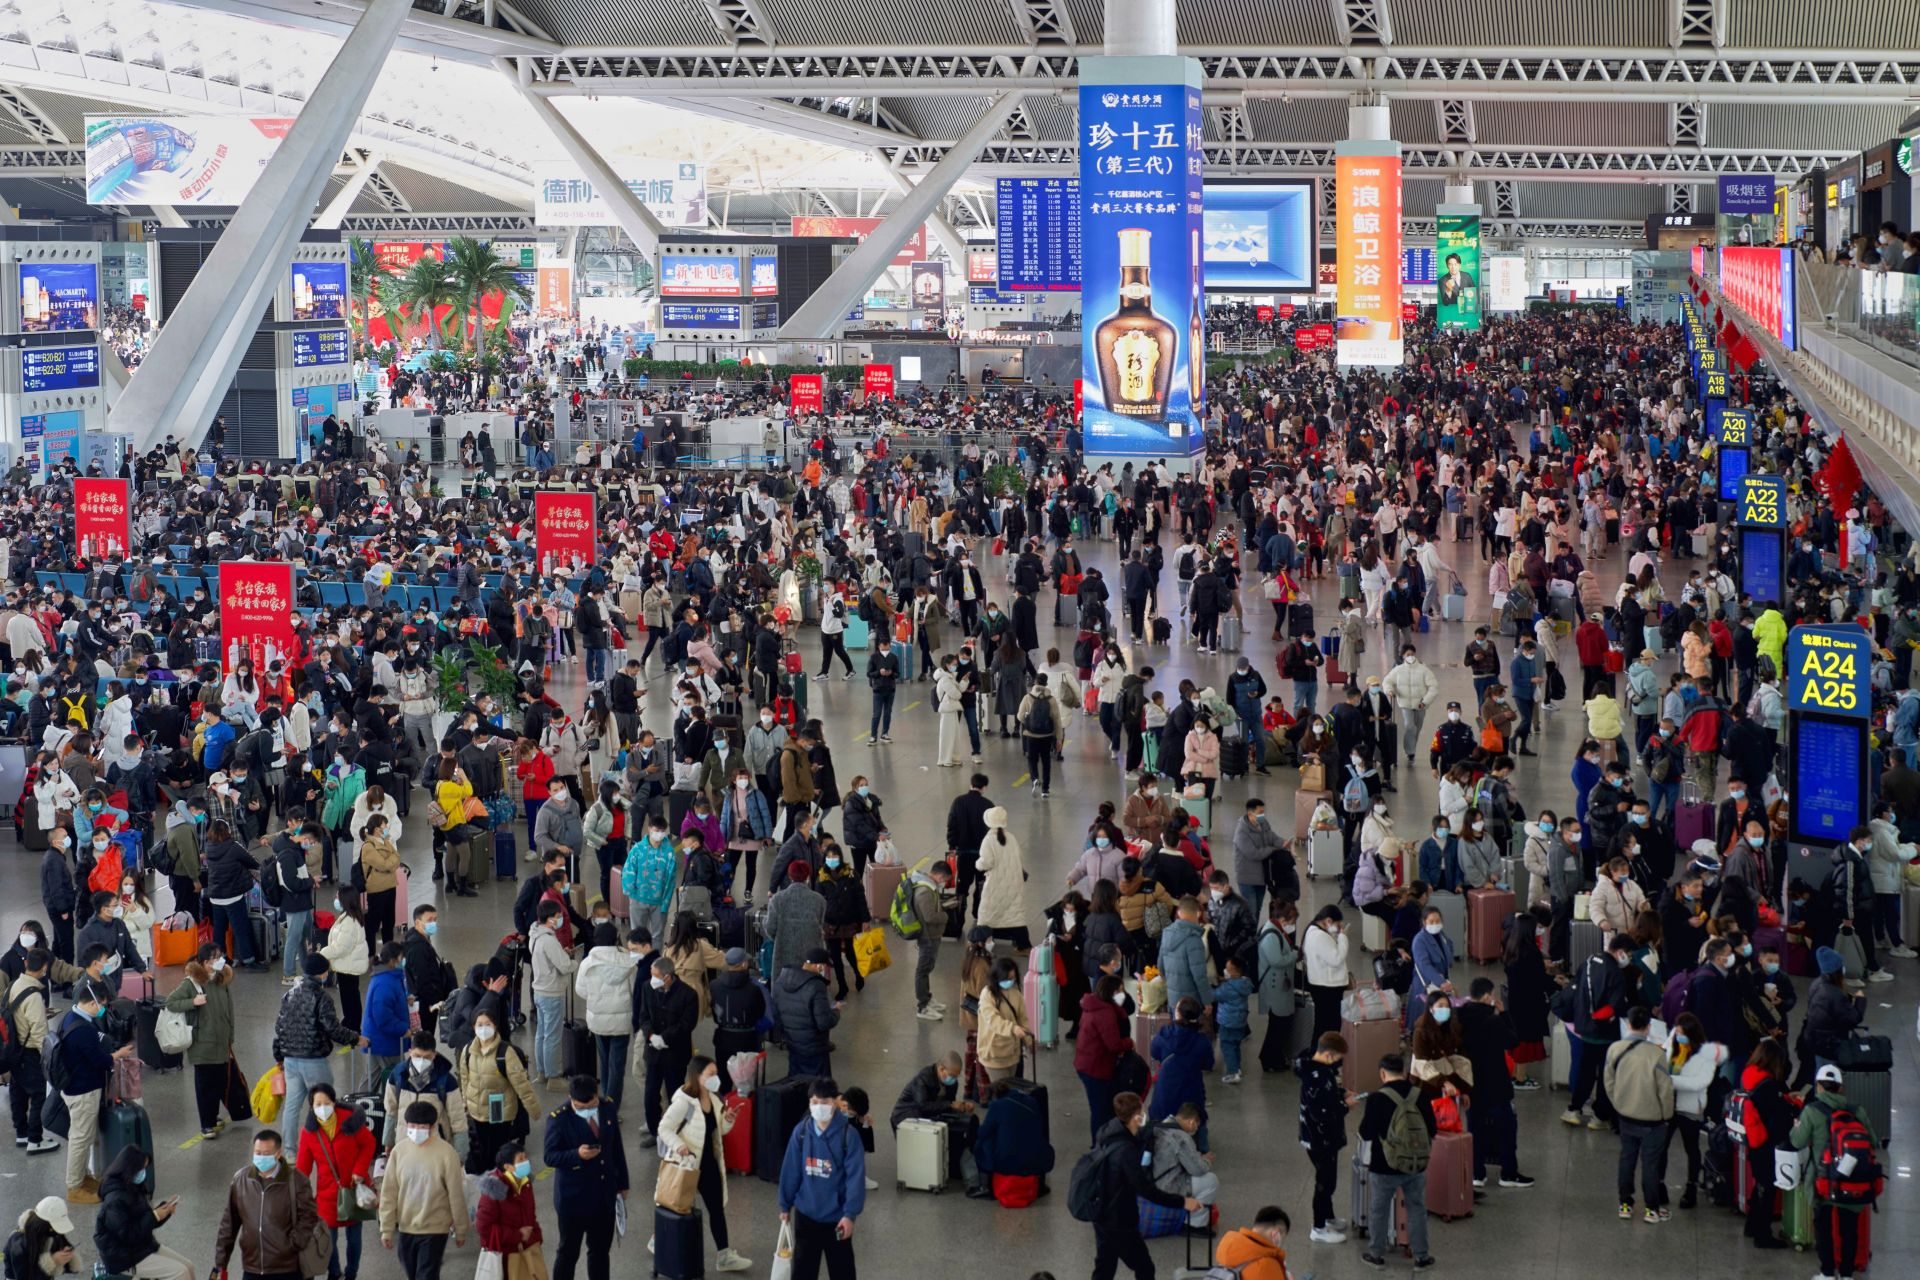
[1434,209,1481,330]
[534,161,707,227]
[1333,148,1403,365]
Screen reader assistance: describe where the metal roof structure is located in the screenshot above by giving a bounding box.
[6,0,1910,239]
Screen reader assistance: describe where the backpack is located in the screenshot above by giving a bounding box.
[1720,1085,1753,1145]
[1649,746,1674,783]
[1381,1087,1432,1173]
[888,866,929,939]
[1660,970,1691,1024]
[261,853,288,909]
[1810,1100,1884,1206]
[1023,694,1055,738]
[42,1017,68,1093]
[1177,549,1196,580]
[1067,1142,1123,1223]
[0,987,35,1073]
[1341,772,1369,815]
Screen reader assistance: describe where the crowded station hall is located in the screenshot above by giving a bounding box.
[0,2,1916,1280]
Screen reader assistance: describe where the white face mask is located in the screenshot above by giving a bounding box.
[702,1074,722,1094]
[1062,909,1076,928]
[1447,711,1462,722]
[809,1102,835,1125]
[17,932,35,949]
[474,1023,496,1041]
[650,975,667,990]
[406,1126,432,1146]
[1425,921,1444,935]
[313,1103,335,1123]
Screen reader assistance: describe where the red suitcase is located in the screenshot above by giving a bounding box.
[722,1093,754,1174]
[1424,1130,1475,1220]
[1340,1017,1405,1094]
[1467,887,1516,963]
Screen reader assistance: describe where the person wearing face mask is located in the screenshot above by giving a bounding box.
[457,1010,538,1178]
[212,1130,322,1280]
[1589,855,1648,941]
[73,888,146,985]
[5,942,71,1155]
[1428,701,1475,778]
[635,955,700,1141]
[38,822,79,970]
[92,1145,191,1280]
[160,942,243,1141]
[475,1140,545,1279]
[776,1076,866,1280]
[619,819,680,940]
[273,953,367,1137]
[652,1055,752,1271]
[1417,816,1464,897]
[1562,932,1634,1131]
[377,1099,468,1277]
[572,921,637,1112]
[53,978,133,1203]
[292,1082,378,1280]
[889,1049,986,1195]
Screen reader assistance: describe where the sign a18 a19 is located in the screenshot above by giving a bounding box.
[1785,625,1869,718]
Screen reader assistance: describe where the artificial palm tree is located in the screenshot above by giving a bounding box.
[444,237,533,352]
[347,236,394,344]
[388,253,459,349]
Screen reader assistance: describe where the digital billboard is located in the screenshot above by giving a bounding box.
[20,263,99,332]
[660,256,742,297]
[749,254,779,296]
[1435,212,1482,330]
[790,216,927,268]
[291,329,351,368]
[85,115,294,206]
[291,262,347,321]
[1333,150,1403,366]
[1199,181,1314,291]
[1720,245,1797,351]
[661,303,741,330]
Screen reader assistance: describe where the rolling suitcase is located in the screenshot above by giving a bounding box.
[1308,827,1342,880]
[1022,938,1060,1049]
[1675,800,1713,851]
[135,999,183,1072]
[1831,1034,1893,1144]
[1427,890,1465,951]
[494,828,517,879]
[1151,615,1172,645]
[713,902,746,951]
[896,1118,949,1192]
[1361,912,1389,952]
[721,1093,754,1174]
[1549,1016,1572,1089]
[1004,1063,1050,1149]
[1440,586,1466,623]
[1781,1178,1815,1250]
[1294,790,1334,842]
[1180,793,1210,840]
[1904,882,1920,944]
[1567,919,1603,973]
[864,862,907,920]
[1340,1017,1403,1093]
[101,1099,155,1191]
[1424,1130,1475,1219]
[1131,1011,1172,1061]
[345,1089,385,1138]
[562,992,594,1081]
[1467,887,1515,963]
[754,1075,812,1182]
[1219,732,1248,780]
[1218,615,1242,652]
[652,1204,705,1279]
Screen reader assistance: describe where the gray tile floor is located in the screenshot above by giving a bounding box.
[5,520,1915,1279]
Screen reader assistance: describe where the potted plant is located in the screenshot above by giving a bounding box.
[983,462,1025,499]
[429,650,467,743]
[465,638,522,704]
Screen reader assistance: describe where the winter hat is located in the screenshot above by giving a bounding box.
[1815,946,1845,976]
[983,807,1009,830]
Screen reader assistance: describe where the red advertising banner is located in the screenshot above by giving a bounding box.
[1719,246,1796,350]
[1295,329,1319,351]
[73,478,131,558]
[219,562,295,674]
[790,373,824,416]
[862,364,894,401]
[534,492,597,571]
[1254,305,1275,323]
[1401,303,1418,321]
[789,216,927,268]
[1276,304,1295,319]
[1073,379,1084,421]
[1311,322,1334,345]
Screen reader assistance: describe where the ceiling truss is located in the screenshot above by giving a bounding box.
[696,0,779,46]
[1669,0,1725,49]
[1006,0,1074,46]
[1435,99,1475,145]
[1669,99,1705,147]
[1491,180,1519,219]
[1331,0,1393,46]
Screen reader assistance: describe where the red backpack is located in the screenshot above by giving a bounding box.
[1811,1100,1883,1207]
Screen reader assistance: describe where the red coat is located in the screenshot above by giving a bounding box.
[475,1170,544,1255]
[1073,992,1132,1081]
[294,1109,378,1229]
[1574,620,1610,667]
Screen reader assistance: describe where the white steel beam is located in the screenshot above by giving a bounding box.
[313,150,388,228]
[0,87,65,144]
[1330,0,1393,46]
[696,0,780,46]
[1669,0,1725,48]
[111,0,413,455]
[1670,100,1706,148]
[1007,0,1076,45]
[507,61,665,258]
[781,93,1018,339]
[873,148,970,270]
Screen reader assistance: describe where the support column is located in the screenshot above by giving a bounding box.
[780,93,1020,339]
[150,206,188,230]
[507,61,665,260]
[313,153,385,230]
[111,0,411,453]
[1102,0,1176,55]
[872,152,971,277]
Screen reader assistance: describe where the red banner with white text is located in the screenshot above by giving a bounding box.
[790,374,824,416]
[73,478,131,559]
[862,364,894,401]
[219,561,295,674]
[534,492,597,571]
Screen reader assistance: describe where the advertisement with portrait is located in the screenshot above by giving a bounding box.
[1077,58,1206,457]
[1333,149,1403,366]
[1434,210,1481,330]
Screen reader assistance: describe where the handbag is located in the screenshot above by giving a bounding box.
[653,1155,700,1215]
[475,1254,506,1280]
[769,1221,795,1280]
[1299,761,1327,793]
[316,1127,379,1223]
[852,927,891,977]
[1431,1095,1465,1133]
[225,1056,254,1122]
[252,1067,285,1123]
[463,795,490,822]
[296,1225,333,1280]
[1833,926,1867,981]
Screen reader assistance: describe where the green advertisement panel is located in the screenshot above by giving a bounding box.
[1436,212,1481,330]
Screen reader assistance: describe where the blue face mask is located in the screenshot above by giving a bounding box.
[1095,836,1111,849]
[192,811,207,825]
[1674,1033,1690,1046]
[422,921,438,937]
[573,1106,598,1125]
[1433,829,1449,842]
[1629,812,1649,826]
[857,786,870,797]
[825,858,841,870]
[998,979,1015,990]
[1432,1006,1453,1024]
[1762,961,1779,974]
[252,1154,279,1175]
[513,1159,533,1180]
[133,1167,147,1185]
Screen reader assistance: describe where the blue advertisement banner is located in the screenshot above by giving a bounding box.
[291,262,347,320]
[661,303,741,330]
[1717,175,1775,216]
[20,263,98,333]
[996,178,1083,291]
[39,410,81,468]
[20,343,101,393]
[291,328,350,368]
[1079,57,1205,458]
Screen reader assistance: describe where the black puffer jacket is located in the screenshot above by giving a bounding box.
[202,839,261,902]
[769,965,838,1060]
[271,975,358,1061]
[93,1169,163,1275]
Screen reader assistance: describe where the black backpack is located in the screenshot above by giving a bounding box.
[0,988,35,1073]
[1024,694,1055,737]
[1067,1141,1122,1223]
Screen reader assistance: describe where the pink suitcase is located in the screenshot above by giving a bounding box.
[1424,1129,1475,1220]
[1467,887,1516,963]
[393,864,410,932]
[1132,1011,1172,1062]
[864,863,907,920]
[1675,802,1713,851]
[1340,1017,1405,1093]
[120,970,155,1001]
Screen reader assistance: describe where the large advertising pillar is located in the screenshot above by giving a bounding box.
[1435,204,1482,330]
[1078,55,1206,462]
[1334,115,1403,367]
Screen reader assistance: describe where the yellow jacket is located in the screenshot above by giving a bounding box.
[435,778,474,833]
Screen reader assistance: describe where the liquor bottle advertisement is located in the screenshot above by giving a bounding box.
[1078,57,1205,457]
[1434,208,1482,331]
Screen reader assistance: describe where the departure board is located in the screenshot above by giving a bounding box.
[290,328,350,368]
[20,343,100,392]
[996,177,1082,291]
[1402,247,1437,285]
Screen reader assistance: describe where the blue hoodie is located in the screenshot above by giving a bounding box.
[778,1109,867,1225]
[361,966,412,1057]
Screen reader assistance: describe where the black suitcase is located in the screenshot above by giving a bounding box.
[344,1089,385,1139]
[1003,1071,1050,1150]
[134,1000,183,1072]
[562,1020,594,1080]
[754,1075,812,1182]
[1287,602,1314,637]
[1220,734,1248,779]
[651,1205,705,1279]
[1151,615,1171,644]
[101,1100,155,1190]
[668,788,695,837]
